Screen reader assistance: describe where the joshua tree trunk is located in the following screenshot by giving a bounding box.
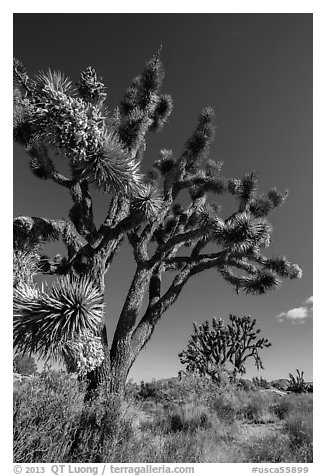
[85,262,192,396]
[109,345,134,394]
[85,262,153,397]
[85,335,134,398]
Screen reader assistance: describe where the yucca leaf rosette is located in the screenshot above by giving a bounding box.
[130,184,164,220]
[13,275,104,361]
[74,131,142,194]
[36,69,74,96]
[217,212,272,253]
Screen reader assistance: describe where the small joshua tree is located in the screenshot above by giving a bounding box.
[179,315,271,381]
[288,369,310,393]
[13,52,301,395]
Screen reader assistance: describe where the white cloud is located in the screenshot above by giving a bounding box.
[277,297,313,323]
[277,307,308,320]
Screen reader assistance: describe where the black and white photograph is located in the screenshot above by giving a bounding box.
[12,9,313,468]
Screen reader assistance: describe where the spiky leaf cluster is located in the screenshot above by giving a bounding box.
[249,189,288,218]
[179,315,271,380]
[149,94,173,131]
[183,107,216,173]
[120,52,164,115]
[14,216,59,251]
[260,256,303,279]
[118,52,173,155]
[13,275,104,361]
[130,184,163,220]
[217,212,272,253]
[13,88,35,145]
[74,131,142,193]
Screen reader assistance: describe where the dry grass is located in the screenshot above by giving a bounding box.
[13,371,313,463]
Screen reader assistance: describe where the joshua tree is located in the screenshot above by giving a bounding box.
[179,315,271,382]
[13,53,302,395]
[288,369,310,393]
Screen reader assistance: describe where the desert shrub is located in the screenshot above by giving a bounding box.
[209,388,247,421]
[245,433,293,463]
[238,378,256,391]
[252,376,269,389]
[271,379,290,391]
[244,404,313,464]
[245,393,313,463]
[273,395,296,419]
[14,371,84,462]
[160,375,217,401]
[306,383,313,393]
[273,394,313,420]
[142,401,214,434]
[159,431,206,462]
[14,353,38,375]
[124,379,139,400]
[68,397,135,462]
[137,380,169,403]
[243,391,278,423]
[209,387,284,423]
[284,399,313,462]
[13,370,136,463]
[170,405,212,433]
[285,410,312,447]
[136,375,224,405]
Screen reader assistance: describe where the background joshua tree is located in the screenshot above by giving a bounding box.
[13,52,302,395]
[179,315,271,382]
[288,369,310,393]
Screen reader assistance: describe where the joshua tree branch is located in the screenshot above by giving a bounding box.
[110,262,155,359]
[148,267,163,306]
[131,264,193,355]
[93,214,139,252]
[13,216,87,255]
[69,182,97,240]
[191,250,230,274]
[30,144,73,188]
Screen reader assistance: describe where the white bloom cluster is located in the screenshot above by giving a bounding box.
[228,178,243,195]
[71,332,105,376]
[35,89,106,163]
[289,264,303,280]
[78,66,107,104]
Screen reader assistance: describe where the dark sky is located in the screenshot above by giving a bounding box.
[13,13,313,381]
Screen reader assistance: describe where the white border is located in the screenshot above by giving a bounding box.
[2,2,324,473]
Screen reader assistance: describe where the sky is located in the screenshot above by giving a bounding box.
[13,13,313,382]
